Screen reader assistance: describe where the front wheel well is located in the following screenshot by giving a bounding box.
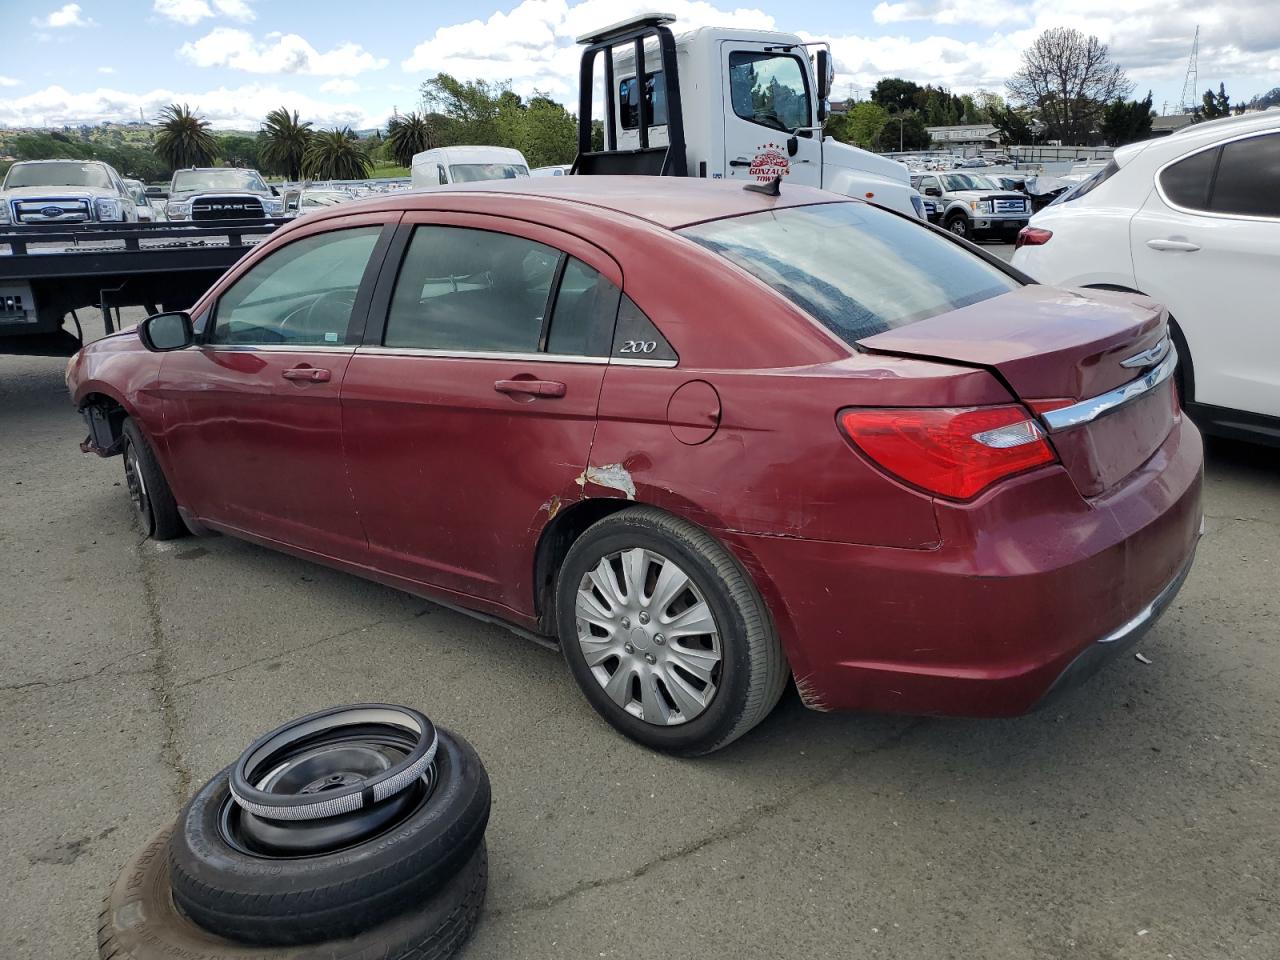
[80,392,130,455]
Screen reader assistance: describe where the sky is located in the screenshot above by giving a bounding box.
[0,0,1276,131]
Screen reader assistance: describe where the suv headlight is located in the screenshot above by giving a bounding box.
[94,198,123,221]
[166,200,191,220]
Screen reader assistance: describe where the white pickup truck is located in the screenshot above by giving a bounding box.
[570,14,923,219]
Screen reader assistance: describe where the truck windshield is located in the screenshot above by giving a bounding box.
[448,164,529,182]
[681,202,1019,342]
[172,169,268,193]
[4,162,112,190]
[941,174,997,191]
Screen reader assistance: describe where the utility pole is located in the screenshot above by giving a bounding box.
[1178,27,1200,114]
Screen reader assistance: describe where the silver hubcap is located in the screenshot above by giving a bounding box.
[575,548,722,726]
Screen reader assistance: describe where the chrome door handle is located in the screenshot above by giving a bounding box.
[1146,238,1201,252]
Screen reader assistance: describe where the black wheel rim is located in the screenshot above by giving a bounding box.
[123,443,150,525]
[950,219,967,236]
[222,705,438,857]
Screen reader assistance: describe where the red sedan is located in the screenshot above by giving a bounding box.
[67,177,1203,754]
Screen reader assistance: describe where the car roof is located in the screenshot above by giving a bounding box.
[348,175,843,230]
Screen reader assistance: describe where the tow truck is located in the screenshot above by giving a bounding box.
[571,13,923,218]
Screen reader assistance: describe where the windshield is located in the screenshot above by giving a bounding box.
[941,173,997,192]
[681,202,1019,342]
[448,163,529,183]
[3,162,112,190]
[171,169,268,193]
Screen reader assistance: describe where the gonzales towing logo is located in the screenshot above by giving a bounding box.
[748,143,790,182]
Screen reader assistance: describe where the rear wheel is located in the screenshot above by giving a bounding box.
[121,418,184,540]
[557,507,788,755]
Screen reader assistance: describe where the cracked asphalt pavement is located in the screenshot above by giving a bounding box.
[2,307,1277,960]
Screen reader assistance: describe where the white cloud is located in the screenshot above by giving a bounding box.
[401,0,774,101]
[873,1,1028,28]
[0,84,380,131]
[180,28,388,76]
[320,78,361,94]
[97,66,116,75]
[32,3,93,28]
[0,76,19,87]
[153,0,213,24]
[213,0,255,20]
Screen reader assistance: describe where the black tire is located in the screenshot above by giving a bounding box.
[121,418,184,540]
[99,829,487,960]
[945,212,970,238]
[557,506,788,756]
[168,727,490,946]
[1167,316,1194,407]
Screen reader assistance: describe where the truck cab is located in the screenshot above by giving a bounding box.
[572,14,922,219]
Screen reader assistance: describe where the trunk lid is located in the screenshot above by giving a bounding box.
[858,285,1176,497]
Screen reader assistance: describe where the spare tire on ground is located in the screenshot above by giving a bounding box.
[166,705,490,946]
[99,829,488,960]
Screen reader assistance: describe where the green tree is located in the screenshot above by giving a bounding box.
[508,94,578,167]
[1007,27,1132,144]
[838,101,890,150]
[153,104,219,169]
[386,112,433,167]
[420,74,506,145]
[1101,91,1154,146]
[1199,83,1231,120]
[217,133,260,168]
[301,127,372,181]
[877,112,930,151]
[990,105,1034,145]
[871,78,922,114]
[260,107,313,181]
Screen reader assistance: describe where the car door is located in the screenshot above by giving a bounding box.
[158,213,397,558]
[340,212,622,615]
[1131,130,1280,418]
[720,42,821,187]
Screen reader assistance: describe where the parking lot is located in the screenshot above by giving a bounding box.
[2,297,1277,960]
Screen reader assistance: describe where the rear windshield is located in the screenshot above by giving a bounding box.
[680,202,1020,342]
[448,163,529,182]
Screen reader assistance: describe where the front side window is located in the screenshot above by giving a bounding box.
[1209,133,1280,217]
[728,52,811,133]
[682,202,1019,343]
[620,72,668,130]
[210,227,380,346]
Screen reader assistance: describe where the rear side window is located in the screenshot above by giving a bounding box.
[384,226,621,357]
[620,72,668,130]
[1160,148,1219,210]
[1209,133,1280,217]
[681,202,1019,343]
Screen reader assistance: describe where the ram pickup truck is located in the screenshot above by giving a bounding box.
[0,159,139,226]
[164,167,287,222]
[912,171,1032,240]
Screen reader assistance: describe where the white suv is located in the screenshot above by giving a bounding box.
[1013,110,1280,445]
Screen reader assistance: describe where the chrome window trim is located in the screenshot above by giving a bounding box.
[356,345,678,368]
[200,344,356,354]
[1040,345,1178,433]
[1154,129,1280,223]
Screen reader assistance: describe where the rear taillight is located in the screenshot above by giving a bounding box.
[1015,226,1053,249]
[839,405,1057,500]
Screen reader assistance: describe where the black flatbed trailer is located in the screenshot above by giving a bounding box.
[0,218,286,348]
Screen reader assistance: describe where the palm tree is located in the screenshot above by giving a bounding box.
[301,127,372,181]
[260,107,312,182]
[386,112,433,167]
[153,104,218,169]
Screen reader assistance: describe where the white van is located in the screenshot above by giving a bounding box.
[410,146,531,189]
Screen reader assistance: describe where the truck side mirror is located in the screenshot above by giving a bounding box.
[138,312,194,352]
[815,50,833,102]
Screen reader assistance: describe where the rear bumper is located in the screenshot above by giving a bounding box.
[720,415,1204,717]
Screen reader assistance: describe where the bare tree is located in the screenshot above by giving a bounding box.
[1007,28,1132,146]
